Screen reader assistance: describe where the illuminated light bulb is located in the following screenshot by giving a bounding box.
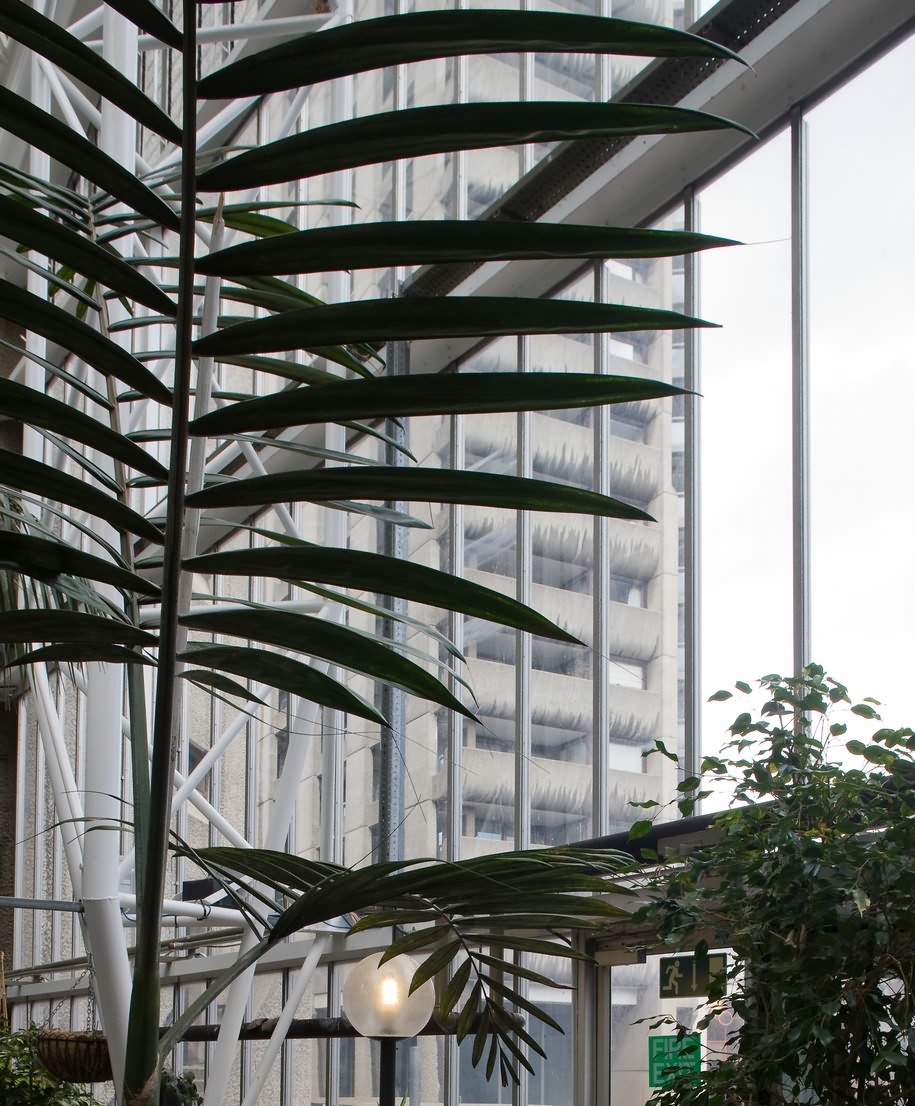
[342,951,436,1038]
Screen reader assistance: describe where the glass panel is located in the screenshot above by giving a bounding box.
[461,338,518,854]
[602,207,685,822]
[402,406,452,861]
[610,950,733,1104]
[610,1,688,93]
[465,52,521,218]
[528,271,595,844]
[808,35,915,727]
[698,131,793,759]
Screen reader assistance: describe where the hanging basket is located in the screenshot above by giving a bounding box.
[35,1029,113,1083]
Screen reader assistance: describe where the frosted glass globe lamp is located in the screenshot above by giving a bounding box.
[342,951,436,1039]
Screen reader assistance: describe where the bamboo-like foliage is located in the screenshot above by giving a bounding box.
[0,2,747,1102]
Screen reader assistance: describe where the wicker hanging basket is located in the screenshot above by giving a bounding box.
[35,1029,113,1083]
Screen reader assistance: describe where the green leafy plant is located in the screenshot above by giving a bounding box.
[0,2,748,1102]
[159,1069,202,1106]
[635,665,915,1105]
[0,1027,99,1106]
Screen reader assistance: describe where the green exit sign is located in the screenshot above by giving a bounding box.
[648,1033,701,1087]
[658,952,727,999]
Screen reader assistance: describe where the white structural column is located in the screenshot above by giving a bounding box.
[78,10,141,1093]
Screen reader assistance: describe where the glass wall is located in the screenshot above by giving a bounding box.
[807,33,915,729]
[697,132,794,756]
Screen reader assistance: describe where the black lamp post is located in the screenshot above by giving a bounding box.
[342,951,436,1106]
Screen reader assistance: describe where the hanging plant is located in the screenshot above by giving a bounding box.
[0,1026,100,1106]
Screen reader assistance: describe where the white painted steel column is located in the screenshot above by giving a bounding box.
[78,12,143,1092]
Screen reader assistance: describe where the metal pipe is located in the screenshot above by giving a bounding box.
[790,106,811,673]
[119,893,249,929]
[86,11,331,52]
[29,666,84,896]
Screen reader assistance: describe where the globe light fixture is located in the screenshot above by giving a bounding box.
[342,951,436,1039]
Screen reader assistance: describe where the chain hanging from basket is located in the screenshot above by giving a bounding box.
[36,960,113,1084]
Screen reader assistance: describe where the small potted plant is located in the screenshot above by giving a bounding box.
[159,1069,203,1106]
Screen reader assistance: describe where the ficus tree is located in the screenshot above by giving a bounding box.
[0,1,747,1102]
[635,665,915,1105]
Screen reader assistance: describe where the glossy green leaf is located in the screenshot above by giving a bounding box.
[199,9,744,98]
[0,280,172,405]
[197,101,753,193]
[4,250,100,315]
[184,546,580,645]
[198,220,736,277]
[0,378,167,480]
[0,449,164,544]
[102,0,182,50]
[179,644,388,727]
[0,340,111,411]
[194,297,709,360]
[2,643,154,667]
[440,958,473,1018]
[0,90,179,231]
[409,940,463,993]
[179,670,267,705]
[180,608,475,721]
[186,465,651,522]
[0,197,176,317]
[0,0,181,144]
[0,532,158,596]
[0,609,156,646]
[192,370,686,437]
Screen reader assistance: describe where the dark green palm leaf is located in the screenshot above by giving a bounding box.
[192,297,709,359]
[180,608,475,721]
[0,280,172,405]
[191,370,687,437]
[0,377,168,480]
[0,197,176,317]
[198,221,736,277]
[179,643,388,726]
[0,340,111,410]
[0,609,156,646]
[3,643,154,667]
[0,89,179,231]
[102,0,182,50]
[179,670,267,705]
[186,465,652,522]
[0,0,181,143]
[198,10,744,98]
[0,532,158,596]
[184,545,581,645]
[197,102,753,193]
[0,449,164,544]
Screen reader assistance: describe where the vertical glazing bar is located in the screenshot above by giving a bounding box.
[572,932,595,1106]
[13,705,27,985]
[791,106,811,673]
[515,335,531,852]
[455,0,468,223]
[514,335,531,1106]
[596,967,612,1106]
[447,414,465,865]
[520,0,534,177]
[683,188,701,780]
[379,341,408,865]
[444,409,463,1106]
[592,263,610,837]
